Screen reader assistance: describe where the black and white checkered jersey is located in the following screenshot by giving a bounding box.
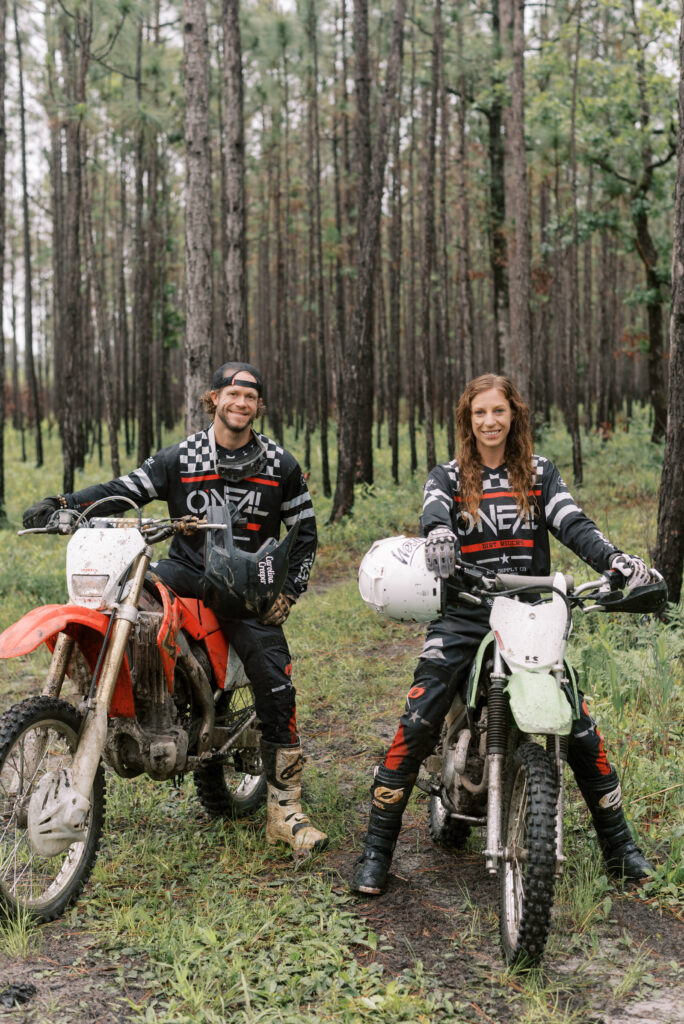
[420,455,619,578]
[63,428,317,598]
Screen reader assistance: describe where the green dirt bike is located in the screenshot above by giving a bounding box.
[359,537,666,966]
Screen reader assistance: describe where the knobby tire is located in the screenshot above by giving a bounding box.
[499,740,558,967]
[0,696,105,922]
[193,683,266,818]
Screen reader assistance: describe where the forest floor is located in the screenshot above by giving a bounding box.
[0,567,682,1023]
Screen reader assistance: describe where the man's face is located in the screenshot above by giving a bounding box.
[211,374,261,436]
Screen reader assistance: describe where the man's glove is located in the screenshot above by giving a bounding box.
[22,496,61,529]
[261,592,295,626]
[424,526,459,579]
[610,553,652,591]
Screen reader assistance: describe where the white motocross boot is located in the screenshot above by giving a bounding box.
[261,741,328,854]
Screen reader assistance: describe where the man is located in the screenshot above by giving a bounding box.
[23,362,327,856]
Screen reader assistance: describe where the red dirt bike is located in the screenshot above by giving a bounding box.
[0,511,268,922]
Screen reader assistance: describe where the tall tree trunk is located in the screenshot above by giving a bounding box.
[83,148,120,477]
[352,0,374,485]
[628,0,668,443]
[407,3,418,474]
[15,1,43,467]
[499,0,532,404]
[0,0,5,520]
[419,0,440,472]
[60,9,90,490]
[330,0,407,521]
[183,0,213,433]
[388,96,402,485]
[563,3,582,485]
[223,0,248,359]
[306,0,330,496]
[454,0,473,388]
[655,12,684,603]
[488,0,509,374]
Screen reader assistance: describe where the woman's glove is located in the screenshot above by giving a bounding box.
[22,496,62,529]
[261,592,295,626]
[424,526,458,579]
[610,553,652,591]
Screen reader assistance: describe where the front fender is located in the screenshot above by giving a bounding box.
[0,604,135,718]
[504,671,572,736]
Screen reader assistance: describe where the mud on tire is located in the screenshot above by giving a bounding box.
[193,683,266,818]
[428,793,472,848]
[499,740,558,967]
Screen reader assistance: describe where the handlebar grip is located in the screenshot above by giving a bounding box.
[494,573,574,592]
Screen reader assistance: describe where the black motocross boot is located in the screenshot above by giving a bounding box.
[581,777,653,882]
[351,766,417,896]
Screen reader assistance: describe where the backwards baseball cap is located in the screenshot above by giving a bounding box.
[212,361,264,397]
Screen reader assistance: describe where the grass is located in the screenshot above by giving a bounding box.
[0,408,682,1022]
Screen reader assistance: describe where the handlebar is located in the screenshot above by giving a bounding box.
[449,557,666,616]
[19,511,226,544]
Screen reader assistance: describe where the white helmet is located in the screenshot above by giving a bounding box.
[358,536,445,622]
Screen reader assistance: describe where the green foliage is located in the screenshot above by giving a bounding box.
[0,412,681,1021]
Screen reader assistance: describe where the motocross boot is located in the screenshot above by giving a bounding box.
[581,777,653,882]
[351,766,417,896]
[261,740,328,854]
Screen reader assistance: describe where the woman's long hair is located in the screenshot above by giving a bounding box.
[455,374,536,520]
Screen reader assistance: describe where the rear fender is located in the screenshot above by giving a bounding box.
[0,605,135,718]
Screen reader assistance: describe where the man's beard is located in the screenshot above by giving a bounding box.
[216,407,256,436]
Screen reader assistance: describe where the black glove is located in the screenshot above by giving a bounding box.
[22,497,61,529]
[260,592,295,626]
[424,526,458,579]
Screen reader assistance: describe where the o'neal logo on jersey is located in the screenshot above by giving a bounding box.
[458,488,540,538]
[183,482,268,522]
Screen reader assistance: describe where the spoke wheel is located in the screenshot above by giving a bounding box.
[499,741,558,967]
[0,697,105,922]
[193,684,266,818]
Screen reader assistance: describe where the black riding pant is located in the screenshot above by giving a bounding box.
[153,558,298,746]
[384,613,620,797]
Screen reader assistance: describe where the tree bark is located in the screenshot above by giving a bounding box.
[222,0,248,360]
[183,0,213,434]
[330,0,407,521]
[419,0,440,472]
[0,0,5,520]
[499,0,532,404]
[654,12,684,603]
[15,1,43,468]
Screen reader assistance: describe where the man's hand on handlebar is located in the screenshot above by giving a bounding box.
[22,496,63,529]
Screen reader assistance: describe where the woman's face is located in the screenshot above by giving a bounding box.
[470,387,513,464]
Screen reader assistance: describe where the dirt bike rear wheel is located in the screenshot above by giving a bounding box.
[0,696,105,922]
[193,683,266,818]
[499,740,558,967]
[427,793,471,848]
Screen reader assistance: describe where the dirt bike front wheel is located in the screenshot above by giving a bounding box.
[0,696,106,922]
[499,740,558,967]
[193,683,266,818]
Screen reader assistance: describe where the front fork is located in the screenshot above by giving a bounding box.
[484,646,507,874]
[68,550,151,812]
[483,644,568,877]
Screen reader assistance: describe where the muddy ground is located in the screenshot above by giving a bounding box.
[1,810,682,1024]
[1,608,682,1022]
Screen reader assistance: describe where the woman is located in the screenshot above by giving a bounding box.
[352,373,655,895]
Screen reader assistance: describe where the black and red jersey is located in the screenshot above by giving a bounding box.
[421,456,619,581]
[62,426,316,598]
